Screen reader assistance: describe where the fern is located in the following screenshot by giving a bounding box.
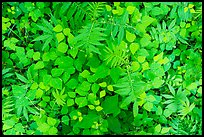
[2,97,14,120]
[72,22,107,55]
[103,40,129,68]
[87,2,106,20]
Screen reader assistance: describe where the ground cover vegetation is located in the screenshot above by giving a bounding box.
[2,2,202,135]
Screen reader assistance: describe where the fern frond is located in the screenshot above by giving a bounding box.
[2,97,14,120]
[103,42,128,68]
[72,23,106,55]
[87,2,106,20]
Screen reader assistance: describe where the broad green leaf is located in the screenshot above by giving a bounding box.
[151,7,163,16]
[67,98,75,106]
[154,124,161,133]
[51,68,64,77]
[62,115,69,126]
[163,109,173,117]
[131,61,140,72]
[102,95,120,116]
[95,106,103,111]
[88,105,95,110]
[161,127,170,134]
[110,67,121,83]
[53,24,63,32]
[127,6,136,14]
[107,116,121,134]
[33,52,41,61]
[63,28,70,36]
[143,102,153,112]
[107,85,114,91]
[67,92,76,98]
[48,127,58,135]
[100,90,106,98]
[126,30,136,42]
[34,61,44,70]
[36,89,43,98]
[56,32,65,43]
[137,56,146,63]
[186,83,197,90]
[50,77,62,90]
[75,97,88,108]
[152,77,164,88]
[57,42,68,53]
[37,123,50,133]
[141,15,155,28]
[80,70,90,78]
[99,82,107,87]
[47,117,57,126]
[130,43,139,55]
[15,72,28,83]
[91,83,100,94]
[146,95,156,102]
[106,5,112,11]
[14,123,25,133]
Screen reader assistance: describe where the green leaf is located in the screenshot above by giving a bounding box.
[143,102,153,112]
[95,106,103,111]
[34,61,44,70]
[57,42,68,53]
[133,101,138,117]
[53,24,63,32]
[15,72,28,83]
[102,95,120,117]
[91,83,100,94]
[146,95,156,102]
[37,123,50,133]
[161,127,170,134]
[67,98,75,106]
[67,92,76,98]
[23,107,29,121]
[126,30,136,42]
[131,61,140,72]
[155,124,161,133]
[152,77,164,88]
[47,117,57,126]
[51,68,64,77]
[80,70,90,78]
[110,67,121,83]
[129,43,139,55]
[14,123,25,133]
[120,95,134,108]
[75,97,88,108]
[100,90,106,98]
[107,116,121,134]
[151,7,163,16]
[153,52,163,62]
[12,85,26,97]
[66,78,78,89]
[137,56,146,63]
[56,32,65,43]
[35,89,43,99]
[62,115,69,126]
[48,127,58,135]
[99,82,107,87]
[127,6,136,14]
[33,52,41,61]
[163,109,173,117]
[50,77,62,90]
[32,34,51,42]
